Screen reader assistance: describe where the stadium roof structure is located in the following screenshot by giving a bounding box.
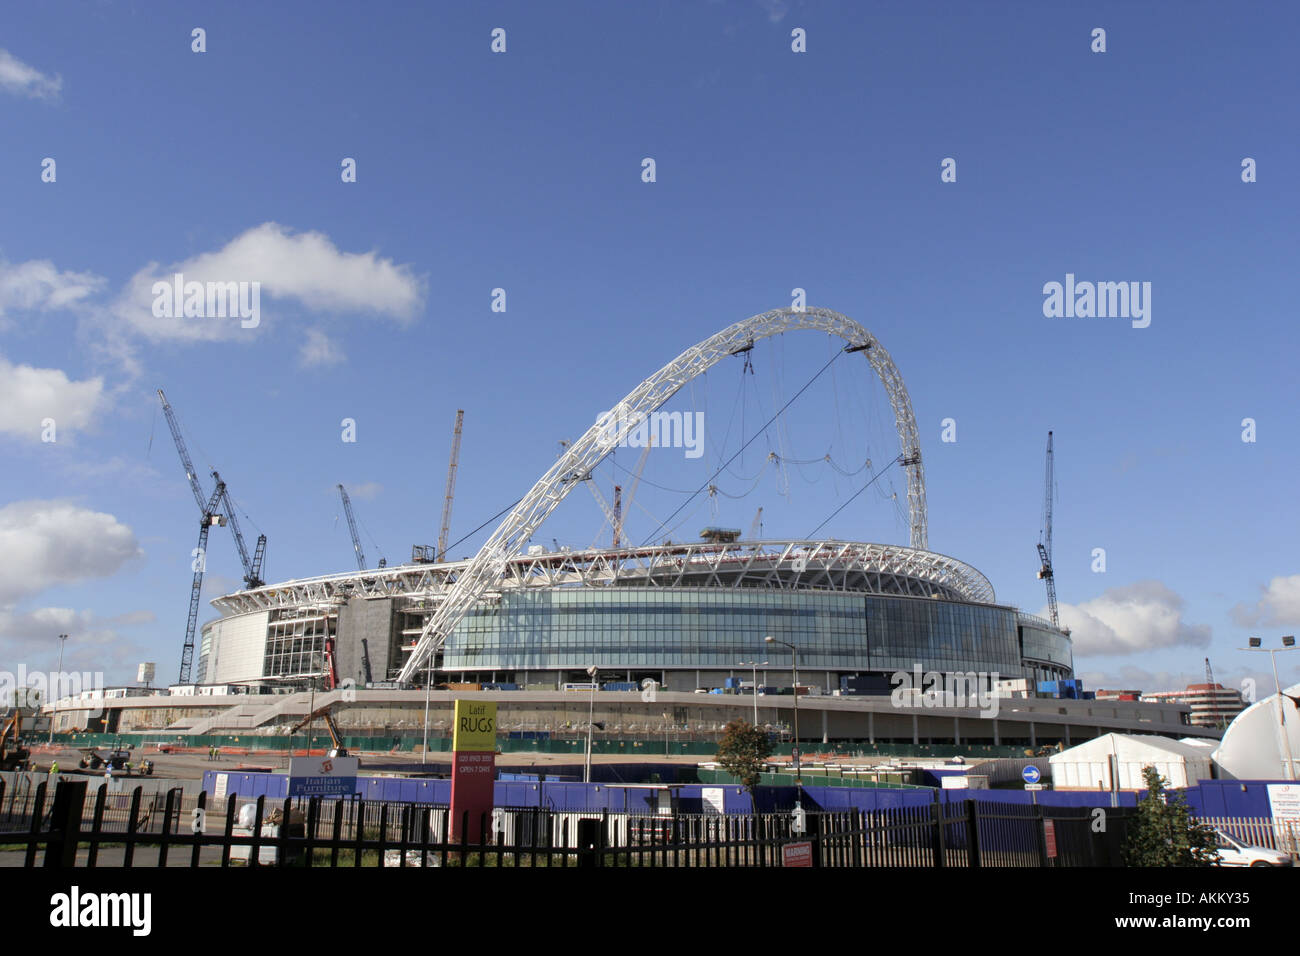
[212,537,998,617]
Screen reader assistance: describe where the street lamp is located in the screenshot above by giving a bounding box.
[49,633,68,745]
[421,654,433,765]
[1241,635,1298,781]
[584,665,599,784]
[764,637,800,785]
[738,660,768,726]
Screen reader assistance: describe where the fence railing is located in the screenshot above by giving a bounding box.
[0,778,1149,868]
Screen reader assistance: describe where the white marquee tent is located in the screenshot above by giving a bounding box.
[1049,733,1214,790]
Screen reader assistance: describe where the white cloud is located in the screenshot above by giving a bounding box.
[0,606,155,674]
[0,355,108,439]
[1056,580,1211,656]
[299,328,345,368]
[345,481,382,501]
[1076,663,1279,698]
[0,258,105,325]
[112,222,425,343]
[0,500,141,605]
[0,49,61,100]
[755,0,791,23]
[1232,574,1300,629]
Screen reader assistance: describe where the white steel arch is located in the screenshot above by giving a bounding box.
[397,306,927,682]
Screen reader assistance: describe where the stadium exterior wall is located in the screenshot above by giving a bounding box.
[197,559,1073,691]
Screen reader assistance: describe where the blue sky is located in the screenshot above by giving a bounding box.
[1,0,1297,694]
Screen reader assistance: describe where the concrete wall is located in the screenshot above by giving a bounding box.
[206,611,270,684]
[336,597,394,686]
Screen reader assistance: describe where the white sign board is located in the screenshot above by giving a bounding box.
[288,756,359,797]
[1267,784,1300,852]
[213,773,228,799]
[702,787,726,814]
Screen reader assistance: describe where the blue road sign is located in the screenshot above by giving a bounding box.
[1022,765,1041,784]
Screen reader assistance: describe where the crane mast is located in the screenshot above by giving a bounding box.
[1036,430,1059,628]
[611,484,623,548]
[1205,657,1227,730]
[338,484,367,571]
[437,410,464,562]
[612,436,655,547]
[181,483,227,684]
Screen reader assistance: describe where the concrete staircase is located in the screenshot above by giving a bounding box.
[182,691,345,735]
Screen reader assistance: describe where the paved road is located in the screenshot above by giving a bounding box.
[0,845,233,867]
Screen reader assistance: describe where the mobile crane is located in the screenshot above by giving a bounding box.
[290,704,351,759]
[0,710,31,772]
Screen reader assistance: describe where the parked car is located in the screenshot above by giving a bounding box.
[1212,829,1293,867]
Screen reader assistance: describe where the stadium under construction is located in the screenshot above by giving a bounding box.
[51,308,1213,748]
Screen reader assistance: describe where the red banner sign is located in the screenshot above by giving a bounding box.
[782,841,813,867]
[450,749,496,843]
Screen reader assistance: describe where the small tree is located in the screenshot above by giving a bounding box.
[716,719,772,806]
[1122,765,1220,867]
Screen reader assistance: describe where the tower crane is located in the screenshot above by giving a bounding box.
[338,484,366,571]
[612,485,623,548]
[159,390,226,683]
[583,476,620,544]
[1036,430,1059,628]
[1205,657,1227,731]
[437,410,464,562]
[613,437,655,548]
[158,389,268,683]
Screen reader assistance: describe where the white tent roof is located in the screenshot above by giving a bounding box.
[1212,682,1300,780]
[1051,733,1215,763]
[1050,733,1215,790]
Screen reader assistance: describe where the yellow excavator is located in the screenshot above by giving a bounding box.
[0,710,32,772]
[289,704,350,759]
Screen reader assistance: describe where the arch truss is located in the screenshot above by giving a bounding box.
[397,307,927,682]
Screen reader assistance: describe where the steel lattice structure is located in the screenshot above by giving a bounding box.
[394,307,927,683]
[212,538,995,616]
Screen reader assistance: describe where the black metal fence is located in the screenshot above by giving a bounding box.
[0,778,1134,868]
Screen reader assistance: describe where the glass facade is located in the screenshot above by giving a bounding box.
[864,597,1020,675]
[1019,621,1074,668]
[262,610,329,680]
[441,587,1063,679]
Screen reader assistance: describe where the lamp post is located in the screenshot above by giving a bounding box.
[764,637,800,785]
[738,660,768,726]
[1241,635,1298,781]
[421,654,433,765]
[50,633,68,744]
[584,665,599,784]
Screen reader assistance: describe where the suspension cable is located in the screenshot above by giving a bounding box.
[805,455,901,539]
[638,348,846,547]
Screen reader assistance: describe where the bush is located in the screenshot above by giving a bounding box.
[1122,766,1220,867]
